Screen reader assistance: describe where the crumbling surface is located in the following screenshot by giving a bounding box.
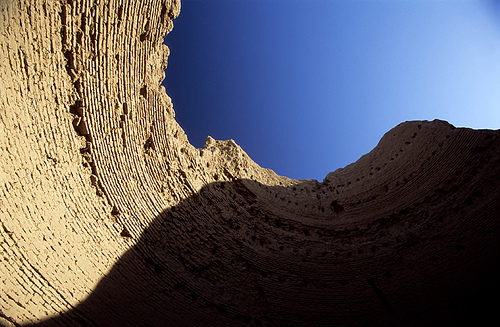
[1,1,499,326]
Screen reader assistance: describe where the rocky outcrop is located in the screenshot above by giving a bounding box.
[1,1,499,326]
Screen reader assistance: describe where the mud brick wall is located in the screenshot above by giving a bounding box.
[1,1,499,326]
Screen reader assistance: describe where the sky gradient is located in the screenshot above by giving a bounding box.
[163,0,500,181]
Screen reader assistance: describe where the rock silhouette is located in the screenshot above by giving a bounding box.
[1,0,500,326]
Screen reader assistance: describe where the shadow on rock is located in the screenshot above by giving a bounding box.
[25,178,500,327]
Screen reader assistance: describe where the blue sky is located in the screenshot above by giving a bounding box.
[163,0,500,181]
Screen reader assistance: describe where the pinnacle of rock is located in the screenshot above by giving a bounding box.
[1,1,499,326]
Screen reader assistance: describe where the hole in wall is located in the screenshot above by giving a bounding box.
[140,85,148,99]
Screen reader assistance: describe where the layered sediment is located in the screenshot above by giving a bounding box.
[1,1,499,326]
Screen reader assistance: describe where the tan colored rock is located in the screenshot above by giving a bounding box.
[1,1,499,326]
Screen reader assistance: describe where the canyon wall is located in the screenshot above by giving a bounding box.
[1,1,499,326]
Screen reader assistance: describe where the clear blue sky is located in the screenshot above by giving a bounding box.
[163,0,500,181]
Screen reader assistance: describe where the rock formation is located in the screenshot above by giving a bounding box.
[1,1,499,326]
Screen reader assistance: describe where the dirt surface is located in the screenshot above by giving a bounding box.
[1,1,499,326]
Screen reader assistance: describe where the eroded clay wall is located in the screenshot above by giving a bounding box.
[1,1,499,326]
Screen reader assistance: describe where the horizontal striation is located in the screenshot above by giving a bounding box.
[1,1,499,326]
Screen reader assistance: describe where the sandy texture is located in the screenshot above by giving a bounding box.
[1,1,499,326]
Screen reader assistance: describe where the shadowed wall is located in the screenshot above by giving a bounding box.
[1,1,499,326]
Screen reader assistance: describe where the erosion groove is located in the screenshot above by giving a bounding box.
[1,1,499,326]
